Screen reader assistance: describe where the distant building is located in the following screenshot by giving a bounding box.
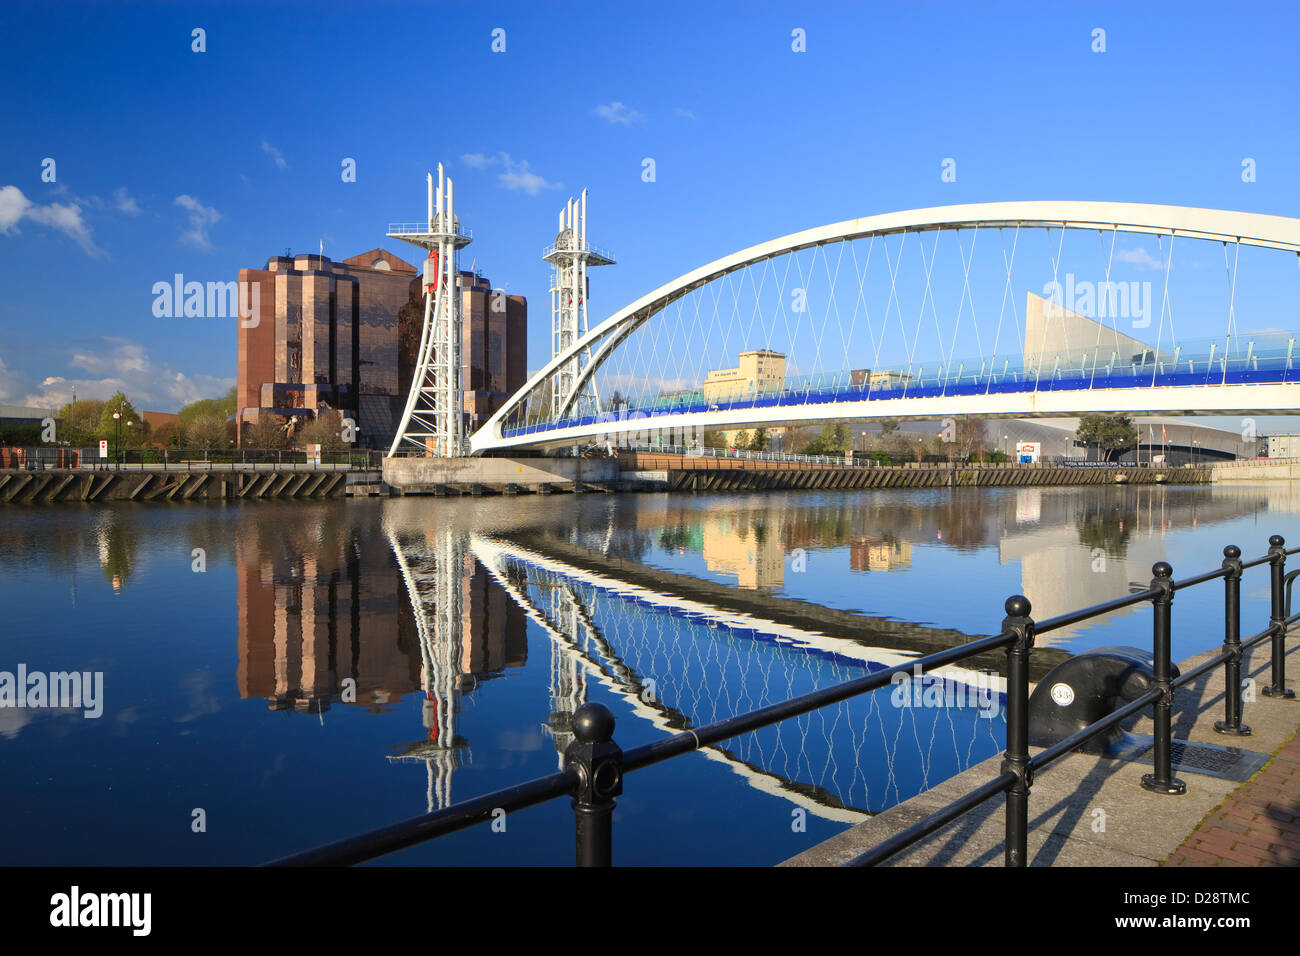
[457,271,528,433]
[0,404,57,430]
[1265,435,1300,459]
[1024,291,1171,366]
[703,349,786,404]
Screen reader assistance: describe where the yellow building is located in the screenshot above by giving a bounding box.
[702,350,786,403]
[867,370,911,388]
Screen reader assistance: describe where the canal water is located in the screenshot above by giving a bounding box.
[2,483,1298,865]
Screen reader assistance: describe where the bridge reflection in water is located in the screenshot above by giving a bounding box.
[227,484,1300,841]
[377,522,1010,823]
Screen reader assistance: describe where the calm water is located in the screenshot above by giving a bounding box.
[2,483,1298,866]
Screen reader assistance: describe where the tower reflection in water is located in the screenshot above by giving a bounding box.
[234,505,1008,824]
[235,513,527,812]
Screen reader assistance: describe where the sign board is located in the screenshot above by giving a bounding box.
[307,443,322,465]
[1016,441,1039,464]
[98,440,108,459]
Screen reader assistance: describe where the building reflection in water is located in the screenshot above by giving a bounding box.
[850,537,911,572]
[235,513,527,811]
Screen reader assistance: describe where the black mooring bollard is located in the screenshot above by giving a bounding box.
[564,702,623,867]
[1001,595,1034,867]
[1141,562,1187,795]
[1215,546,1251,736]
[1261,535,1295,699]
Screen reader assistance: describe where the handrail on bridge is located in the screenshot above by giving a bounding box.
[266,535,1300,868]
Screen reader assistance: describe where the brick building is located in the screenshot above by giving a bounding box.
[237,250,526,448]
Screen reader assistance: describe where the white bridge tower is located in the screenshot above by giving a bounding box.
[544,189,614,420]
[386,164,472,457]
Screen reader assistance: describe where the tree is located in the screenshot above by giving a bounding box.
[800,423,851,456]
[751,427,771,451]
[55,398,105,446]
[187,415,227,450]
[178,388,236,431]
[1077,414,1137,461]
[299,410,346,451]
[734,429,751,449]
[954,417,987,460]
[98,392,142,447]
[244,415,290,449]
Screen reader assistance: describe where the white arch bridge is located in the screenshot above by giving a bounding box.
[468,202,1300,455]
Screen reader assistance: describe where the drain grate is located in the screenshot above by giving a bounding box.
[1125,734,1270,782]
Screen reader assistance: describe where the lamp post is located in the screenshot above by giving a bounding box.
[112,408,122,470]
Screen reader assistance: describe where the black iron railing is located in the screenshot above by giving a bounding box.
[267,534,1300,868]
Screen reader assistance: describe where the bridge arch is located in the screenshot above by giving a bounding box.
[472,202,1300,454]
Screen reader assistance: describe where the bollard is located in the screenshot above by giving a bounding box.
[1261,535,1294,698]
[1001,595,1034,867]
[563,702,623,867]
[1214,546,1251,735]
[1141,562,1187,795]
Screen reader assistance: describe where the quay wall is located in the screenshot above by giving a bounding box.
[618,452,1210,492]
[1211,458,1300,482]
[0,467,365,503]
[383,456,619,494]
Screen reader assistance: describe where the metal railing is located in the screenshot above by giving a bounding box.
[4,447,383,472]
[386,221,473,241]
[621,442,870,467]
[267,533,1300,868]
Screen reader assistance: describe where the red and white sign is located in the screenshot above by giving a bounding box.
[1016,441,1039,463]
[98,440,108,459]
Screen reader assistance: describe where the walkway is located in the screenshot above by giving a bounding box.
[1166,730,1300,866]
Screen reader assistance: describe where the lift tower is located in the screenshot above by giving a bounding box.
[386,164,472,457]
[544,189,614,421]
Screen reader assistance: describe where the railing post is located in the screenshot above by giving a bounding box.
[1214,545,1251,736]
[1001,595,1034,867]
[1261,534,1295,699]
[563,702,623,867]
[1141,561,1187,795]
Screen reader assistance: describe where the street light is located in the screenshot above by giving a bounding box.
[112,408,122,470]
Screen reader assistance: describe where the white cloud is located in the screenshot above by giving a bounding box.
[70,339,148,377]
[113,187,140,215]
[1115,248,1164,271]
[459,152,561,196]
[498,155,561,195]
[20,338,234,412]
[0,184,102,255]
[593,101,646,126]
[261,140,287,170]
[174,194,221,251]
[0,185,29,232]
[673,107,697,120]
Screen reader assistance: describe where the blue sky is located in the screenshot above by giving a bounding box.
[1,0,1298,415]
